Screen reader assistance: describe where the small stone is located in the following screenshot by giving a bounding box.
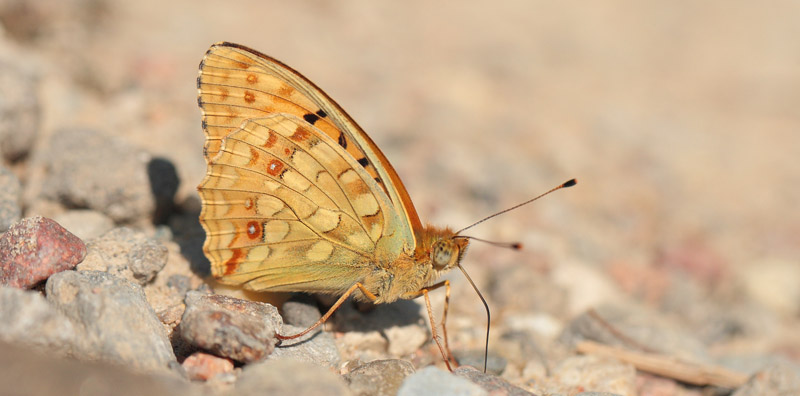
[0,165,21,232]
[0,216,86,289]
[181,351,234,381]
[271,324,340,368]
[281,294,322,327]
[398,366,488,396]
[343,359,415,396]
[77,227,168,285]
[39,129,173,223]
[45,270,177,372]
[52,210,114,241]
[337,331,389,362]
[0,286,77,355]
[179,291,282,363]
[732,362,800,396]
[454,366,533,396]
[0,55,40,161]
[236,358,351,396]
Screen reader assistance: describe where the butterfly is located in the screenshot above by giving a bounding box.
[196,42,575,371]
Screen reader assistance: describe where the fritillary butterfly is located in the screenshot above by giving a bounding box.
[196,42,575,371]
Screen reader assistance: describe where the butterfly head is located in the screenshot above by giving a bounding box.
[430,235,469,272]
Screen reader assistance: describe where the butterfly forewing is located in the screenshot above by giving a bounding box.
[198,42,422,250]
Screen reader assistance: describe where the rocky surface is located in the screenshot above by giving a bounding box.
[0,2,799,395]
[0,216,86,288]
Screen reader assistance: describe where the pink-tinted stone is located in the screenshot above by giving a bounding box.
[0,216,86,288]
[182,352,234,381]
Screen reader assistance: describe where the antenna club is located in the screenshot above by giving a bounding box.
[563,178,577,188]
[511,242,523,250]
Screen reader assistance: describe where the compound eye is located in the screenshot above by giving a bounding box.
[432,242,453,270]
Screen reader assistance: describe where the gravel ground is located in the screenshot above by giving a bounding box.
[0,1,799,395]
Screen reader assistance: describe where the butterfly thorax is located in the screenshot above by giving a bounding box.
[361,225,469,304]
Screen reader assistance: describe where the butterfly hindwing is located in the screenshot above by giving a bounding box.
[199,112,406,292]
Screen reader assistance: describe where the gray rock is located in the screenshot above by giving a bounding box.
[454,366,532,395]
[271,323,340,368]
[0,56,40,161]
[52,210,114,241]
[343,359,415,396]
[78,227,168,284]
[0,165,21,232]
[0,216,86,288]
[0,286,77,355]
[39,129,163,223]
[282,294,322,327]
[180,291,282,363]
[236,358,351,396]
[398,366,488,396]
[46,270,176,373]
[732,362,800,396]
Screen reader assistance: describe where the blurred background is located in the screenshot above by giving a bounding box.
[2,0,799,382]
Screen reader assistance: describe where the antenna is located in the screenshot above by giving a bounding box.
[455,178,576,235]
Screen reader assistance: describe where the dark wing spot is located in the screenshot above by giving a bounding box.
[197,96,203,107]
[201,119,208,130]
[374,177,382,184]
[338,132,347,148]
[316,109,328,118]
[357,157,369,167]
[303,113,320,125]
[196,76,202,89]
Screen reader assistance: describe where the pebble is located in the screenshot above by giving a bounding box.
[235,358,351,396]
[271,323,341,368]
[454,366,533,396]
[45,270,177,373]
[77,227,168,285]
[397,366,488,396]
[732,362,800,396]
[0,216,86,289]
[0,286,77,355]
[281,294,323,327]
[0,165,21,232]
[343,359,416,396]
[0,52,40,161]
[39,129,161,223]
[179,291,282,363]
[337,331,389,363]
[52,209,114,241]
[181,351,234,382]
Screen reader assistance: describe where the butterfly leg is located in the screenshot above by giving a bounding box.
[412,280,458,371]
[275,282,377,341]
